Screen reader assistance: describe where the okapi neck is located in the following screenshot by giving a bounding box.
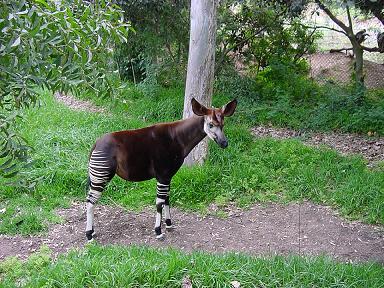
[176,116,206,158]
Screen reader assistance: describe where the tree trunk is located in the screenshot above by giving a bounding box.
[351,38,365,104]
[183,0,217,166]
[352,43,364,85]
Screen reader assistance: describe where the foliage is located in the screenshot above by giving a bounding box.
[113,0,320,86]
[114,0,189,85]
[255,57,317,101]
[216,0,320,75]
[1,245,384,287]
[0,0,130,184]
[342,0,384,25]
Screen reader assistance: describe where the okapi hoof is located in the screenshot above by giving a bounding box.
[155,226,165,240]
[165,219,173,230]
[165,225,174,231]
[86,228,95,241]
[156,233,165,240]
[87,238,95,243]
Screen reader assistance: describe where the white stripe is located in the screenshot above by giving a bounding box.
[89,159,109,164]
[157,183,169,187]
[88,189,101,197]
[157,192,169,196]
[89,168,110,177]
[89,175,109,184]
[90,154,108,158]
[89,164,109,169]
[89,158,108,162]
[89,169,110,178]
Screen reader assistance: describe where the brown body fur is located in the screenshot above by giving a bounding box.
[92,117,205,184]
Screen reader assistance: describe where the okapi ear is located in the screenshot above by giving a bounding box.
[191,98,209,116]
[222,99,238,117]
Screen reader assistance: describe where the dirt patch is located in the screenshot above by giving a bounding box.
[0,202,383,263]
[306,52,384,89]
[251,126,384,167]
[54,92,106,113]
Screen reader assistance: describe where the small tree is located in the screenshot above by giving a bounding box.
[115,0,190,83]
[183,0,217,166]
[0,0,130,184]
[313,0,383,93]
[216,0,319,75]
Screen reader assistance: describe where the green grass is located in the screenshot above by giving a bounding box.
[0,84,383,236]
[1,245,383,287]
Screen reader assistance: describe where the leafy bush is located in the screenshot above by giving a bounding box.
[0,0,130,184]
[255,58,320,102]
[216,0,320,75]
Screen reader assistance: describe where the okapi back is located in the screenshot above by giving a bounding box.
[93,120,199,183]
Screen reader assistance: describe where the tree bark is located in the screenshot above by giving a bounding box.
[183,0,217,166]
[352,42,364,85]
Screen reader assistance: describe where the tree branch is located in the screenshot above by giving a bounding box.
[314,0,350,33]
[330,47,353,53]
[301,24,348,36]
[346,5,353,31]
[361,45,381,52]
[330,46,381,53]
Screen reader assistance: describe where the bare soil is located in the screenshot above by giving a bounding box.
[0,202,383,263]
[306,52,384,89]
[252,125,384,167]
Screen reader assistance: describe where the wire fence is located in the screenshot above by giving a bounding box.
[304,9,384,89]
[305,51,384,89]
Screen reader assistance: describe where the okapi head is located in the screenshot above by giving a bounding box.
[191,98,238,148]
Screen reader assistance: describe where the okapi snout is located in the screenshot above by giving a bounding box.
[217,137,228,148]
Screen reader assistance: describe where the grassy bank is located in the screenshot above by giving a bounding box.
[0,86,383,236]
[1,245,383,287]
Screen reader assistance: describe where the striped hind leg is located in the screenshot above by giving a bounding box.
[86,150,115,241]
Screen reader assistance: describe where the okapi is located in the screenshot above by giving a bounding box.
[85,98,237,241]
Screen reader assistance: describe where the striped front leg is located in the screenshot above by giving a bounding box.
[154,182,170,239]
